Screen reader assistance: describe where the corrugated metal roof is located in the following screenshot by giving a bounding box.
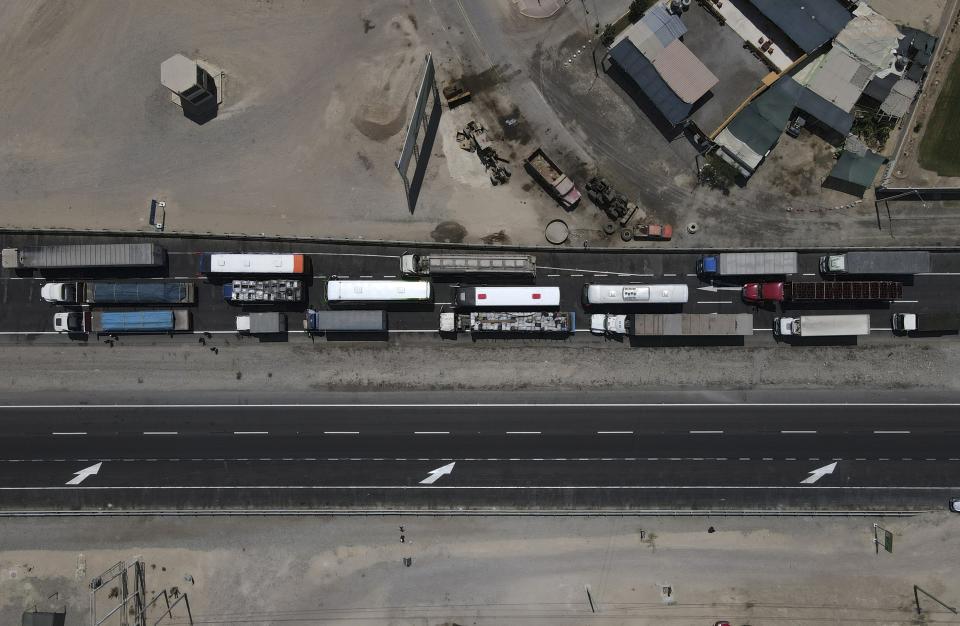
[827,149,885,191]
[796,87,854,135]
[608,38,694,125]
[880,78,920,117]
[747,0,852,53]
[652,39,718,104]
[805,48,870,113]
[642,3,688,42]
[835,4,902,72]
[619,20,666,60]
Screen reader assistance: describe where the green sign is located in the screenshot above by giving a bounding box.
[883,530,893,553]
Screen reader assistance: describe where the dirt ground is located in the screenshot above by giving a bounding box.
[3,514,959,625]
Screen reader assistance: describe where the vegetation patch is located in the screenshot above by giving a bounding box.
[919,51,960,176]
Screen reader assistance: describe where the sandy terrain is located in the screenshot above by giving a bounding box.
[2,514,959,624]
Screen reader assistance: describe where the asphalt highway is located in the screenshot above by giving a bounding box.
[1,400,958,512]
[1,233,959,344]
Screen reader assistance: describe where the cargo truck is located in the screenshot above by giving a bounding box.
[591,313,754,336]
[236,312,287,334]
[773,314,870,337]
[524,147,581,209]
[819,251,930,275]
[400,253,537,277]
[440,311,575,334]
[892,313,960,334]
[222,280,303,303]
[41,281,196,305]
[53,310,192,334]
[742,281,902,303]
[697,252,798,277]
[2,243,166,269]
[304,310,387,333]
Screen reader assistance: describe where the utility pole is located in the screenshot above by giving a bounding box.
[90,558,193,626]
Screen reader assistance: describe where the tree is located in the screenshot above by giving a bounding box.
[700,154,740,195]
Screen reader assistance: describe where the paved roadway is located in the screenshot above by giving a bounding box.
[1,233,959,344]
[0,392,958,512]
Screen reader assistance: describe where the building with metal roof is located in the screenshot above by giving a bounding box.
[652,39,718,104]
[880,78,920,118]
[613,3,687,60]
[823,148,886,197]
[608,38,695,126]
[746,0,853,53]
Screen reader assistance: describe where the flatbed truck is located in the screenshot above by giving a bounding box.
[742,281,902,303]
[53,310,192,334]
[440,311,575,335]
[591,313,754,336]
[400,253,537,277]
[41,281,196,305]
[892,313,960,334]
[3,243,166,269]
[698,252,798,277]
[304,310,388,333]
[237,312,287,334]
[820,251,930,275]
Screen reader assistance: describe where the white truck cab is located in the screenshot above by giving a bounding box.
[41,282,70,303]
[590,314,627,335]
[53,312,84,333]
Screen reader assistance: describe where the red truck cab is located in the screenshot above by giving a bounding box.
[742,281,784,303]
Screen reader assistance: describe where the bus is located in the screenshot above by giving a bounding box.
[199,253,306,275]
[326,280,432,303]
[454,286,561,308]
[582,283,688,306]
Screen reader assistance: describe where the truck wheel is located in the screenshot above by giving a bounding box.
[620,229,633,242]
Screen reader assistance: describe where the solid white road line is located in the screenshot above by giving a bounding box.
[506,431,541,435]
[324,431,359,435]
[51,432,86,436]
[689,430,723,434]
[697,301,732,304]
[143,432,178,435]
[782,430,817,434]
[414,431,450,435]
[233,431,268,435]
[874,430,910,434]
[8,402,960,408]
[597,431,633,434]
[894,300,919,304]
[2,485,958,490]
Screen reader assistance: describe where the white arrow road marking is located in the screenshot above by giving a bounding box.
[696,286,743,292]
[419,462,455,485]
[800,462,837,485]
[66,462,102,486]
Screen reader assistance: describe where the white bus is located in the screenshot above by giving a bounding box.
[326,280,432,303]
[582,283,688,305]
[200,253,306,274]
[454,286,561,308]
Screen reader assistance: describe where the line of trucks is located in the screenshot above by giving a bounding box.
[6,243,957,339]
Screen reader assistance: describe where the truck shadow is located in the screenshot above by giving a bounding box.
[776,336,860,347]
[626,336,747,347]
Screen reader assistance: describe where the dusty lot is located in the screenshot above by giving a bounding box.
[2,514,959,625]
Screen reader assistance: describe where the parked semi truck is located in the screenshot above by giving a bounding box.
[742,281,902,303]
[440,311,575,334]
[41,281,196,305]
[400,253,537,277]
[524,147,581,209]
[53,310,192,334]
[222,280,303,303]
[2,243,166,269]
[892,313,960,334]
[304,309,387,333]
[236,312,287,334]
[697,252,798,277]
[774,314,870,338]
[591,313,754,336]
[819,251,930,275]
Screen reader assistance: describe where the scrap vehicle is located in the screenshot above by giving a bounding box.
[440,311,575,335]
[586,176,637,225]
[524,147,581,209]
[222,279,304,303]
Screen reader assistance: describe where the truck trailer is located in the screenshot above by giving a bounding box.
[524,148,581,209]
[400,253,537,277]
[236,312,287,334]
[41,281,196,305]
[774,314,870,338]
[222,280,304,303]
[892,313,960,334]
[53,310,192,334]
[2,243,166,269]
[591,313,754,336]
[819,251,931,275]
[304,309,388,333]
[742,281,902,303]
[697,252,798,277]
[440,311,575,334]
